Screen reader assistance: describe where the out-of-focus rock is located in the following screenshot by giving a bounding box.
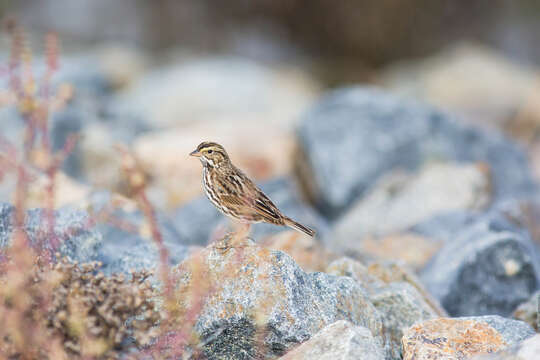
[296,87,535,218]
[173,237,384,359]
[402,316,535,360]
[261,231,334,272]
[0,203,102,263]
[326,258,446,317]
[472,334,540,360]
[331,162,490,257]
[171,177,329,246]
[513,290,539,332]
[26,172,91,209]
[326,257,385,290]
[0,167,91,209]
[85,191,192,278]
[381,43,540,132]
[358,233,442,270]
[367,261,447,317]
[134,122,296,209]
[111,57,319,129]
[279,320,385,360]
[421,215,540,317]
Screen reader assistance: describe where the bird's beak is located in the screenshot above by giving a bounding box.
[190,149,202,157]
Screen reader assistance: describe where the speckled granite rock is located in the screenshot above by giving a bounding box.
[173,237,384,359]
[279,320,384,360]
[0,203,102,262]
[402,316,534,360]
[296,87,535,218]
[421,215,540,316]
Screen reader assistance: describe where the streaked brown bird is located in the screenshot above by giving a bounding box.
[190,141,315,237]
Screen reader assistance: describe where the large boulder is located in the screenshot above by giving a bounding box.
[173,237,384,359]
[296,87,535,218]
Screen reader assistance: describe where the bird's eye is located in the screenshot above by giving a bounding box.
[207,150,213,154]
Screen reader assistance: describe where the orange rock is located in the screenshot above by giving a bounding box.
[402,318,507,360]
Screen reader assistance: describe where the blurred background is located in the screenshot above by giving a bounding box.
[2,0,540,223]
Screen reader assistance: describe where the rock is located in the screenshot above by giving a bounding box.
[327,258,446,317]
[460,316,536,345]
[85,191,192,277]
[26,172,91,209]
[171,177,329,246]
[355,233,442,270]
[296,87,535,218]
[111,57,319,129]
[421,214,540,316]
[0,203,102,263]
[370,283,439,360]
[513,290,540,332]
[173,237,384,359]
[133,122,296,209]
[327,257,445,359]
[260,231,334,272]
[326,257,385,291]
[402,316,534,360]
[472,334,540,360]
[0,167,90,210]
[381,43,540,132]
[411,210,481,243]
[279,320,385,360]
[331,162,490,254]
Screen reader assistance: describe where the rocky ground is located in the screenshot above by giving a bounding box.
[1,43,540,359]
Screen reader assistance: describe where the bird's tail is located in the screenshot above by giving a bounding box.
[284,217,316,237]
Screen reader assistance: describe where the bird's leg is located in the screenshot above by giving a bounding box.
[230,221,251,248]
[209,222,229,245]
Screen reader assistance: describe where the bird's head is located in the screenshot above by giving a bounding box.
[190,141,230,167]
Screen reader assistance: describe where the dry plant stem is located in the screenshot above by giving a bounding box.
[137,191,173,298]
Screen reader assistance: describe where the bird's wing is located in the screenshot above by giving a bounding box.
[216,169,283,223]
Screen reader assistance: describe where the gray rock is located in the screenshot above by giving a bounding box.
[331,162,490,253]
[88,191,191,277]
[296,87,536,218]
[172,177,329,246]
[421,215,540,316]
[472,334,540,360]
[370,282,439,360]
[460,315,536,346]
[0,203,102,263]
[174,239,384,359]
[279,320,385,360]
